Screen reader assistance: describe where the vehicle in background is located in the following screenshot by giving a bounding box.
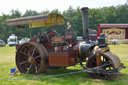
[0,39,6,47]
[89,30,97,41]
[77,36,83,41]
[77,30,97,42]
[7,34,18,46]
[112,39,120,44]
[19,38,30,45]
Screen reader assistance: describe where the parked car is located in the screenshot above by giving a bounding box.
[19,38,30,45]
[0,39,6,47]
[7,34,18,46]
[77,36,83,41]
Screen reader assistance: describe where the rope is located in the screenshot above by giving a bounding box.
[0,56,127,80]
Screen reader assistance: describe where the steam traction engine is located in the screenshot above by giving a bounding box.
[7,7,124,79]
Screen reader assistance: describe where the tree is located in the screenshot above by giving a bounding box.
[0,4,128,41]
[23,10,38,17]
[51,9,61,14]
[10,9,22,18]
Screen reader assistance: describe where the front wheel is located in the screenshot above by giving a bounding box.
[86,51,121,79]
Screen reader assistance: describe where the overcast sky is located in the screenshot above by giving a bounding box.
[0,0,127,15]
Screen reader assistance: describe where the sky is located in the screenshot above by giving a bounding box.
[0,0,127,15]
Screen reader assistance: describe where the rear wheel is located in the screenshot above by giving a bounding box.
[16,42,48,74]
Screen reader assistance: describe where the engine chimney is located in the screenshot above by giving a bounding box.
[81,7,89,42]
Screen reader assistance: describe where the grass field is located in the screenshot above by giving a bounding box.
[0,44,128,85]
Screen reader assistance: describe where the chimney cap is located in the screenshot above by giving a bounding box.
[81,7,89,10]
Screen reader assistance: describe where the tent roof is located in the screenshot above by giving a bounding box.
[99,24,128,28]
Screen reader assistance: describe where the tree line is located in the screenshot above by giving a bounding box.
[0,4,128,42]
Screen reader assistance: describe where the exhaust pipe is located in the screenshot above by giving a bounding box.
[81,7,89,43]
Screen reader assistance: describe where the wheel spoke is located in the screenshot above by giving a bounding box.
[20,61,28,65]
[26,64,32,73]
[103,57,105,63]
[32,47,36,56]
[16,43,47,74]
[27,45,32,54]
[28,51,31,56]
[35,61,40,67]
[19,51,29,57]
[34,64,38,73]
[35,55,40,59]
[86,54,116,79]
[109,66,111,70]
[102,61,110,69]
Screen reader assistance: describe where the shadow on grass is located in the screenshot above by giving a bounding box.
[17,68,128,85]
[17,68,91,84]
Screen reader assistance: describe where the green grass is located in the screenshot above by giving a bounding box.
[0,44,128,85]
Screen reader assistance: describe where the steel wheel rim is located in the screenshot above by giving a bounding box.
[16,42,47,74]
[86,54,116,79]
[87,55,114,70]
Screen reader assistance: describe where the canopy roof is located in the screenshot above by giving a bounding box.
[7,13,65,28]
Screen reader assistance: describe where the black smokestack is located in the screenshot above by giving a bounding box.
[81,7,89,42]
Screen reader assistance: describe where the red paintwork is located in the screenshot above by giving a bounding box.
[125,28,128,39]
[97,24,128,38]
[89,30,97,40]
[100,24,128,28]
[52,36,64,43]
[28,29,80,66]
[97,24,102,37]
[30,37,39,42]
[49,51,77,66]
[40,30,80,66]
[65,32,73,43]
[47,30,57,39]
[95,48,101,66]
[44,31,57,50]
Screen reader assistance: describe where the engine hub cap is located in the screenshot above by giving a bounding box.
[28,56,34,63]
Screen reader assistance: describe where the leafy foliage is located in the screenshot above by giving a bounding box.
[0,4,128,42]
